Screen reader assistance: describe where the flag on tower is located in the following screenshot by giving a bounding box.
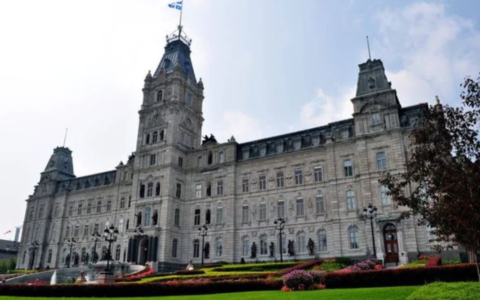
[168,1,183,10]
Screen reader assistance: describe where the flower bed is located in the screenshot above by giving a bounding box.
[115,267,153,282]
[211,262,298,272]
[276,260,321,275]
[282,270,325,291]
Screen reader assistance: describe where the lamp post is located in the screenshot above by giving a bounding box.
[363,203,378,258]
[198,224,208,267]
[65,238,76,268]
[103,225,119,275]
[28,241,39,270]
[274,218,285,262]
[91,232,101,263]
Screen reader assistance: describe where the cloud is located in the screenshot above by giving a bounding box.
[375,2,480,106]
[211,111,264,143]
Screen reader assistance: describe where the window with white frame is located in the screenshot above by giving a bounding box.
[376,152,387,170]
[276,171,284,187]
[259,174,266,190]
[316,192,325,214]
[346,190,356,210]
[194,209,201,226]
[317,230,327,252]
[144,207,152,226]
[193,239,200,258]
[242,237,249,256]
[195,184,202,199]
[106,200,112,212]
[215,238,223,257]
[295,170,303,185]
[216,206,223,224]
[314,166,323,182]
[149,154,156,166]
[242,178,249,193]
[242,205,249,223]
[260,235,268,255]
[83,225,89,237]
[118,218,124,234]
[217,180,223,196]
[296,198,304,216]
[348,226,359,249]
[74,225,80,237]
[380,185,392,205]
[278,200,285,218]
[147,183,154,197]
[259,202,266,220]
[297,232,306,253]
[219,151,225,163]
[344,159,353,177]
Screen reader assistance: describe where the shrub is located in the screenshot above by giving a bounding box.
[407,282,480,300]
[320,262,344,272]
[309,270,325,284]
[425,256,442,267]
[355,262,370,270]
[283,270,314,290]
[335,257,353,266]
[324,264,479,289]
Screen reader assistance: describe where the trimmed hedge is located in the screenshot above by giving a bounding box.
[212,262,298,272]
[276,260,321,275]
[0,280,282,297]
[324,264,479,289]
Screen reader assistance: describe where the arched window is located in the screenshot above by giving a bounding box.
[157,90,163,101]
[136,211,142,227]
[115,245,121,261]
[172,239,178,258]
[47,249,53,264]
[317,230,327,252]
[205,209,211,225]
[146,134,150,145]
[140,184,145,198]
[152,131,158,143]
[297,232,306,253]
[194,209,201,225]
[348,226,359,249]
[160,130,165,141]
[156,182,161,196]
[193,239,200,258]
[346,190,356,210]
[174,208,180,226]
[208,152,213,165]
[215,238,223,257]
[260,235,268,255]
[144,207,152,227]
[147,182,154,197]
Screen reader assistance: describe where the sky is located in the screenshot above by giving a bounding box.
[0,0,479,241]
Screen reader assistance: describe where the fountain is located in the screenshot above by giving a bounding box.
[50,271,57,285]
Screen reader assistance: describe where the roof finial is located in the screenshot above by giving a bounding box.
[63,128,68,147]
[366,36,372,61]
[435,95,440,104]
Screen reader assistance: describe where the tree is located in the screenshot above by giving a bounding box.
[379,74,480,280]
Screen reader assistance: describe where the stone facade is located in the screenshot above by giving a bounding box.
[18,29,435,270]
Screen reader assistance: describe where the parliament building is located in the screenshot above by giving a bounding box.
[18,27,434,270]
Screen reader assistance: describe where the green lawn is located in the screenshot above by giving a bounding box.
[0,286,418,300]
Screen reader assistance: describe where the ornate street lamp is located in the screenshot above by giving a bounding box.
[274,218,285,262]
[363,204,378,258]
[65,238,76,268]
[198,224,208,267]
[103,225,119,275]
[28,241,40,270]
[91,232,101,263]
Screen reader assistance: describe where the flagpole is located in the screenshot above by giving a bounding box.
[178,0,184,33]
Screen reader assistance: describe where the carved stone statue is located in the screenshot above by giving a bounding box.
[250,242,257,259]
[307,238,315,255]
[269,242,275,258]
[186,259,194,271]
[287,240,295,256]
[75,271,87,285]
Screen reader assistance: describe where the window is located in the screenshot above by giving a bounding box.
[380,185,392,205]
[341,129,350,139]
[216,206,223,224]
[259,202,266,220]
[372,112,382,125]
[242,178,249,193]
[77,204,82,216]
[174,209,180,226]
[318,230,327,252]
[185,93,192,107]
[38,206,44,218]
[215,238,223,257]
[295,170,303,185]
[176,183,182,198]
[94,223,99,234]
[140,184,145,198]
[219,151,225,163]
[47,249,53,264]
[205,209,211,224]
[118,218,124,234]
[54,205,60,218]
[96,201,102,213]
[155,182,161,196]
[314,166,323,182]
[348,226,359,249]
[208,152,213,165]
[206,183,212,197]
[106,200,112,212]
[197,156,202,167]
[217,180,223,196]
[242,237,249,256]
[160,130,164,141]
[260,235,268,255]
[137,212,143,227]
[276,171,284,188]
[259,175,266,190]
[152,131,158,143]
[145,207,152,227]
[120,198,125,209]
[376,152,387,170]
[86,202,92,214]
[65,225,70,238]
[115,245,121,261]
[74,225,80,237]
[157,90,163,101]
[296,198,304,216]
[178,157,183,167]
[147,182,153,197]
[193,240,200,258]
[277,200,285,219]
[68,206,73,217]
[150,154,156,166]
[316,193,325,214]
[194,209,201,225]
[83,225,89,237]
[195,184,202,199]
[145,133,150,145]
[242,205,249,223]
[344,159,353,177]
[346,190,356,210]
[172,239,178,258]
[297,232,306,253]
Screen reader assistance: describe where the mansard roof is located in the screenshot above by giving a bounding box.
[153,36,196,83]
[55,170,117,194]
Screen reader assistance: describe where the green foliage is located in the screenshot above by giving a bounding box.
[401,259,429,269]
[407,282,480,300]
[334,257,353,266]
[0,259,17,274]
[321,262,345,272]
[211,262,298,272]
[443,260,461,265]
[9,269,37,274]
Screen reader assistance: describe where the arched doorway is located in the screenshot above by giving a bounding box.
[383,223,399,264]
[138,237,149,265]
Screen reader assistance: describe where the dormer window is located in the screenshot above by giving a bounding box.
[341,129,349,139]
[157,90,163,101]
[372,112,382,125]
